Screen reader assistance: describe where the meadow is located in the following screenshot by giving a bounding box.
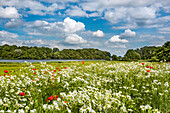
[0,61,169,113]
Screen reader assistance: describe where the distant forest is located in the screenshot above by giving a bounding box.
[0,41,169,61]
[0,45,111,60]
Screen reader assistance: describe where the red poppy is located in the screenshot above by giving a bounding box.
[4,70,8,73]
[150,67,153,69]
[54,70,56,72]
[64,101,66,103]
[55,95,58,100]
[52,75,54,77]
[20,92,25,96]
[142,63,144,65]
[82,61,84,64]
[147,70,150,72]
[64,67,67,69]
[33,72,36,74]
[146,66,149,68]
[56,67,59,69]
[33,69,36,70]
[59,69,61,71]
[39,79,41,81]
[47,95,54,102]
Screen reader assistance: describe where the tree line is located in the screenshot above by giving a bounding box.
[111,41,170,62]
[0,41,169,61]
[0,45,111,60]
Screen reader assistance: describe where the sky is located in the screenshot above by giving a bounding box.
[0,0,170,56]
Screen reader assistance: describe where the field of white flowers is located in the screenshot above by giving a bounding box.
[0,61,169,113]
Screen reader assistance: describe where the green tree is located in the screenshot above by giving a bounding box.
[124,49,141,60]
[112,55,119,61]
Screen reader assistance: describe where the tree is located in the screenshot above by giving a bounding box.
[124,49,141,60]
[105,56,110,61]
[53,48,59,53]
[112,55,119,61]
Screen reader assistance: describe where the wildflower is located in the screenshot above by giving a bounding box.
[47,95,54,102]
[147,70,150,72]
[145,105,152,109]
[19,92,25,96]
[0,99,3,105]
[164,82,169,87]
[142,63,144,65]
[146,66,149,68]
[54,70,56,72]
[33,72,36,74]
[150,67,153,69]
[55,95,58,100]
[82,61,85,64]
[33,69,36,70]
[18,109,25,113]
[64,67,67,69]
[10,89,14,92]
[4,70,8,73]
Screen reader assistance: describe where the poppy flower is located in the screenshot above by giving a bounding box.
[4,70,8,73]
[39,79,41,81]
[150,67,153,69]
[55,95,58,100]
[54,70,56,72]
[142,63,144,65]
[56,67,59,69]
[47,95,54,102]
[20,92,25,96]
[82,61,84,64]
[147,70,150,72]
[146,66,149,68]
[33,72,36,74]
[64,101,66,103]
[64,67,67,69]
[33,69,36,70]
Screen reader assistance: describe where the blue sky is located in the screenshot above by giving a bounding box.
[0,0,170,56]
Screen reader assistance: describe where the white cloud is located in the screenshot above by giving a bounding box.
[25,17,85,37]
[93,30,105,37]
[120,29,136,38]
[0,7,20,18]
[64,34,87,44]
[0,0,65,16]
[104,8,127,23]
[5,19,23,28]
[63,17,85,33]
[65,6,87,17]
[108,35,129,43]
[0,30,18,40]
[157,27,170,34]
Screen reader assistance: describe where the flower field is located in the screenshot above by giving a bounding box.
[0,61,169,113]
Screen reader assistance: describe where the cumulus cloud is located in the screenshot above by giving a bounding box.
[63,17,85,33]
[0,30,18,40]
[0,7,20,18]
[93,30,105,37]
[108,35,129,43]
[25,17,85,37]
[64,34,87,44]
[120,29,136,38]
[5,19,23,28]
[0,0,65,16]
[65,6,87,17]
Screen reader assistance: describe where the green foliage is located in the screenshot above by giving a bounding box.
[112,55,118,61]
[124,41,170,62]
[105,56,110,61]
[0,45,110,60]
[124,49,141,60]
